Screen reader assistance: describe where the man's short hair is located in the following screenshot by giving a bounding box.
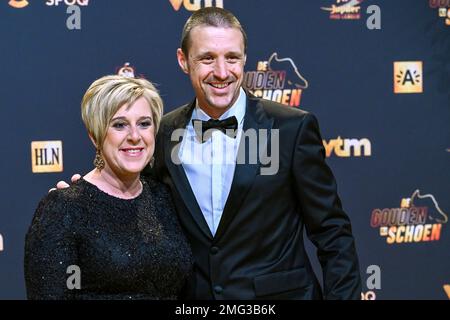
[180,7,248,56]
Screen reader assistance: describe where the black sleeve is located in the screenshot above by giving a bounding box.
[24,191,80,300]
[292,113,362,300]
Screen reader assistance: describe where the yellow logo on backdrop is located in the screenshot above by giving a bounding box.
[371,190,448,244]
[169,0,223,11]
[321,0,362,20]
[394,61,423,94]
[444,285,450,299]
[116,62,135,78]
[323,137,372,157]
[8,0,29,8]
[31,141,63,173]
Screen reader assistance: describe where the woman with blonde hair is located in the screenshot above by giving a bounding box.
[24,75,193,299]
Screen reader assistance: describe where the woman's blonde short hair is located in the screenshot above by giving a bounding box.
[81,75,163,150]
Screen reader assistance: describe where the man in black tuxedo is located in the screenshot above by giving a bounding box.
[146,7,362,299]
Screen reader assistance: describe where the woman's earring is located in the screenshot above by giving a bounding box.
[94,149,105,170]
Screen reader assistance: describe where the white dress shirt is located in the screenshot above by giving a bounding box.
[179,88,246,236]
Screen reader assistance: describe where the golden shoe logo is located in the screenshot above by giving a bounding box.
[323,136,371,157]
[8,0,29,8]
[371,190,448,244]
[31,141,63,173]
[321,0,362,20]
[169,0,223,11]
[244,52,308,107]
[394,61,423,93]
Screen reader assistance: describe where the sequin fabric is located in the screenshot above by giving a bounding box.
[24,177,193,300]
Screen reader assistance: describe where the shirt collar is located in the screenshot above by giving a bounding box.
[193,88,246,125]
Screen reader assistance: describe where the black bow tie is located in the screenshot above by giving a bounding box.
[192,116,238,142]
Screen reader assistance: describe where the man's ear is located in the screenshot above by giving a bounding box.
[177,48,189,74]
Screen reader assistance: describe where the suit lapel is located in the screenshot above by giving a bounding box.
[163,101,214,240]
[214,95,274,241]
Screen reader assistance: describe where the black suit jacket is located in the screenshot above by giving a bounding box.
[144,93,362,300]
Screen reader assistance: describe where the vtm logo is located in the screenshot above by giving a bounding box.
[8,0,29,8]
[243,53,308,107]
[323,137,371,158]
[169,0,223,11]
[394,61,423,94]
[371,189,448,244]
[31,140,63,173]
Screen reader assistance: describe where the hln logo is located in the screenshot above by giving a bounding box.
[394,61,423,93]
[31,141,63,173]
[169,0,223,11]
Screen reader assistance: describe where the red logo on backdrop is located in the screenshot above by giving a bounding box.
[115,62,146,79]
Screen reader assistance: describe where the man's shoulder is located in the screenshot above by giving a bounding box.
[249,95,312,121]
